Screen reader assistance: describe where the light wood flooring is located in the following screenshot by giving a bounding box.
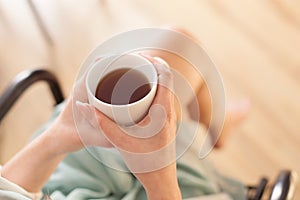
[0,0,299,198]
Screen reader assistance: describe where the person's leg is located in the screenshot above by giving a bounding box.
[143,49,203,119]
[194,82,250,147]
[144,27,250,148]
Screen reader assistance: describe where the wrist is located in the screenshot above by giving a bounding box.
[36,126,66,159]
[137,164,181,200]
[146,184,181,200]
[42,121,74,156]
[51,100,87,153]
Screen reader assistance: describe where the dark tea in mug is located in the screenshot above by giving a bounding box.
[95,68,151,105]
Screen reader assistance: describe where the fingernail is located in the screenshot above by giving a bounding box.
[153,57,170,69]
[76,101,93,119]
[139,53,156,62]
[95,57,102,62]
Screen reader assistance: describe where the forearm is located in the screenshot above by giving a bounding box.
[1,124,67,193]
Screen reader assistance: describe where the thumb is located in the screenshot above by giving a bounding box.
[75,101,99,129]
[75,101,113,147]
[93,108,132,150]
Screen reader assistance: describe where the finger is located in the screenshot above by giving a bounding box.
[140,54,175,119]
[92,107,132,148]
[121,104,166,139]
[76,101,99,128]
[72,70,88,103]
[76,101,113,147]
[119,55,176,139]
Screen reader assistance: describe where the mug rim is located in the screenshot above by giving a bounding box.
[86,54,158,108]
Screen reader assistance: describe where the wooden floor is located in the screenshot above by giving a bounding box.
[0,0,299,198]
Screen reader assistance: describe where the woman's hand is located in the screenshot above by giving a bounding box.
[46,63,115,155]
[77,56,181,199]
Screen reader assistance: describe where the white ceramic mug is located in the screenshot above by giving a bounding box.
[86,54,158,126]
